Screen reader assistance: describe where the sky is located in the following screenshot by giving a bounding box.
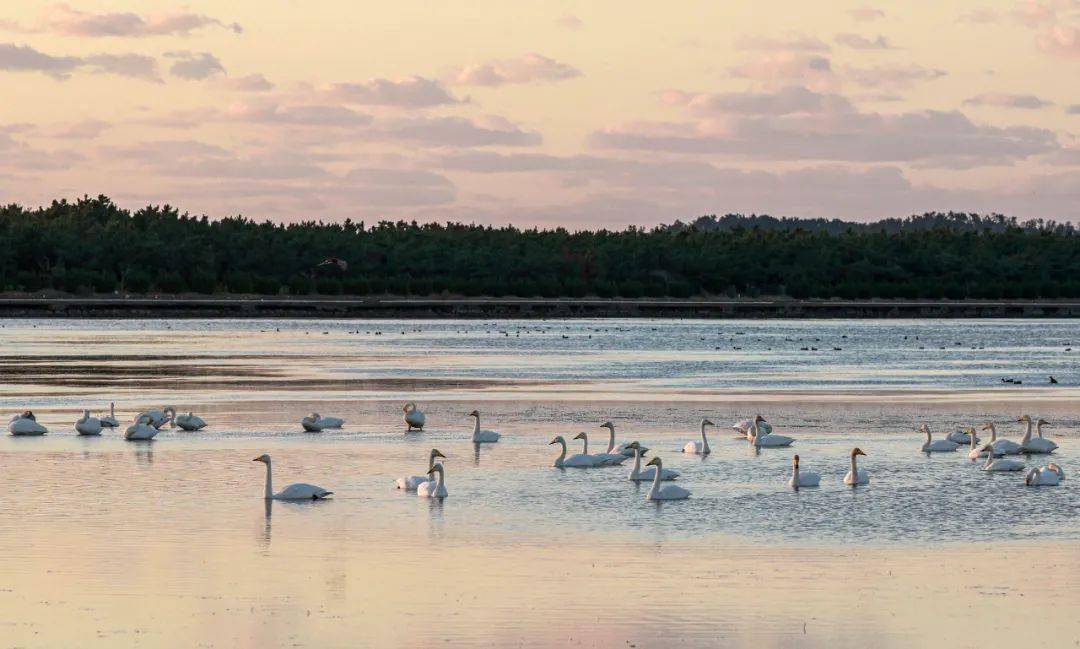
[1,1,1078,227]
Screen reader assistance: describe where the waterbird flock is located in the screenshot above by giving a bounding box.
[5,402,1067,501]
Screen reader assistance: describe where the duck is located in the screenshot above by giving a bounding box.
[75,410,102,436]
[843,448,870,486]
[750,415,794,448]
[789,454,820,489]
[601,421,647,456]
[468,410,501,443]
[396,448,446,489]
[550,435,600,468]
[417,462,447,498]
[1018,415,1058,454]
[945,427,977,445]
[124,414,159,440]
[982,451,1024,472]
[403,402,426,431]
[1025,463,1065,486]
[174,412,207,431]
[981,423,1021,456]
[8,411,47,436]
[644,457,690,500]
[733,417,772,439]
[99,402,119,428]
[575,431,626,466]
[135,406,176,430]
[626,442,678,481]
[683,418,714,455]
[253,454,332,500]
[919,424,959,453]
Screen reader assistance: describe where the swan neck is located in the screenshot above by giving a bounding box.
[850,454,858,476]
[110,402,115,417]
[793,463,799,482]
[556,440,567,464]
[581,436,588,455]
[1035,421,1043,438]
[472,416,480,436]
[989,425,997,442]
[1021,420,1032,444]
[650,459,663,495]
[606,427,615,453]
[263,461,273,499]
[631,448,642,476]
[434,466,445,491]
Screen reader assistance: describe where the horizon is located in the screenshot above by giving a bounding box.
[2,1,1079,226]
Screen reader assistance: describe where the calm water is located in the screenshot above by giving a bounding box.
[0,319,1077,647]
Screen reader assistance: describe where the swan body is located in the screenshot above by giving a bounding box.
[468,410,501,443]
[601,421,647,456]
[1026,463,1065,486]
[253,454,332,500]
[967,428,998,459]
[301,413,344,432]
[550,436,600,468]
[1018,416,1058,454]
[844,448,870,486]
[417,462,447,498]
[982,423,1021,455]
[789,455,820,488]
[396,448,446,489]
[983,454,1024,472]
[750,415,793,448]
[75,410,102,436]
[174,412,207,431]
[99,402,119,428]
[135,406,176,430]
[9,412,47,436]
[626,443,678,481]
[574,431,625,466]
[733,418,772,438]
[945,428,977,445]
[125,415,159,440]
[683,418,714,455]
[644,457,690,500]
[919,424,959,453]
[403,402,426,431]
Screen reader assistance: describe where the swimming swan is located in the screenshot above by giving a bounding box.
[967,428,996,460]
[733,417,772,439]
[1025,463,1065,486]
[253,454,332,500]
[644,457,690,500]
[982,451,1024,472]
[8,411,47,436]
[468,410,501,443]
[404,402,426,431]
[627,442,678,481]
[75,410,102,436]
[683,418,714,455]
[135,406,176,430]
[919,424,959,453]
[99,402,119,428]
[601,421,647,456]
[981,423,1021,456]
[844,448,870,486]
[396,448,446,489]
[550,436,600,468]
[125,414,159,440]
[175,412,207,431]
[301,413,344,432]
[575,431,626,466]
[417,462,447,498]
[750,415,794,448]
[1018,415,1058,454]
[945,427,977,445]
[789,454,820,488]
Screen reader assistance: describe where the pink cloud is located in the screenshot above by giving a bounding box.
[8,4,242,37]
[165,51,224,80]
[845,63,946,89]
[835,33,896,49]
[221,74,274,92]
[728,53,837,92]
[555,14,583,30]
[320,76,458,107]
[661,86,854,116]
[734,34,830,51]
[849,7,886,22]
[964,92,1053,108]
[0,42,159,80]
[454,53,581,86]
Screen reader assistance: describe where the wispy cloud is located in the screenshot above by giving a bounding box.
[964,92,1053,109]
[320,76,459,107]
[166,51,225,80]
[2,4,242,37]
[555,14,583,30]
[454,53,581,86]
[835,33,896,49]
[849,6,886,22]
[0,42,159,80]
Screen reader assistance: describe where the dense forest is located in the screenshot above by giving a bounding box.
[1,195,1078,300]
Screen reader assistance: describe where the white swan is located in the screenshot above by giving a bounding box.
[626,442,678,481]
[253,454,332,500]
[750,415,794,448]
[1025,463,1065,486]
[125,415,159,440]
[575,431,626,466]
[733,417,772,439]
[644,457,690,500]
[301,412,344,432]
[135,406,176,430]
[601,421,647,456]
[1018,415,1058,454]
[983,451,1024,472]
[919,424,959,453]
[403,402,426,431]
[683,418,714,455]
[789,454,820,488]
[8,411,47,436]
[396,448,446,489]
[967,428,996,460]
[175,412,207,431]
[99,402,119,428]
[844,448,869,486]
[468,410,501,443]
[417,462,447,498]
[945,427,977,445]
[75,410,102,436]
[550,435,600,468]
[981,423,1021,456]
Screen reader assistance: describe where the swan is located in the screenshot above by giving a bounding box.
[301,413,344,432]
[75,410,102,436]
[733,417,772,438]
[601,421,647,456]
[550,435,600,468]
[396,448,446,489]
[99,402,119,428]
[945,427,977,445]
[417,462,447,498]
[575,431,626,466]
[789,454,820,488]
[1018,415,1058,454]
[983,451,1024,472]
[403,402,426,431]
[683,418,714,455]
[626,442,678,481]
[135,406,176,430]
[8,411,47,436]
[644,457,690,500]
[981,423,1021,456]
[1025,463,1065,486]
[253,454,332,500]
[967,428,996,460]
[919,424,959,453]
[468,410,501,443]
[174,412,207,431]
[750,415,794,448]
[843,448,869,486]
[125,414,159,440]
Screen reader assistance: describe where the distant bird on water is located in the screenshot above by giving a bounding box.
[1049,376,1058,384]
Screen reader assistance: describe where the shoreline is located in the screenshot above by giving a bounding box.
[2,295,1080,318]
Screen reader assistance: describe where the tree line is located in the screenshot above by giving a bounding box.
[1,195,1077,300]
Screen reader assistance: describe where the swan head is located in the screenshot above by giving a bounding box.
[431,448,446,460]
[468,410,479,418]
[1048,463,1065,479]
[427,462,444,476]
[646,457,661,467]
[980,423,993,431]
[404,402,417,413]
[754,414,766,423]
[1017,414,1032,423]
[792,454,801,467]
[851,447,866,457]
[1037,418,1049,426]
[549,436,565,445]
[701,418,715,427]
[600,421,615,430]
[573,432,587,441]
[252,454,270,464]
[918,423,929,433]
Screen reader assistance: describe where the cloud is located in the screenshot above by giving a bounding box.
[454,53,581,86]
[660,86,855,116]
[83,53,159,80]
[342,167,457,206]
[958,8,1001,23]
[320,76,458,107]
[728,53,837,91]
[845,63,946,88]
[1037,24,1079,56]
[555,14,583,30]
[1068,103,1080,114]
[166,51,225,80]
[9,5,242,37]
[49,119,112,139]
[0,42,159,79]
[221,73,274,92]
[1012,0,1080,58]
[734,34,830,51]
[849,7,886,22]
[964,92,1053,109]
[835,33,896,49]
[377,115,542,147]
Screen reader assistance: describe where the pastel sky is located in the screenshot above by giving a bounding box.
[2,1,1078,226]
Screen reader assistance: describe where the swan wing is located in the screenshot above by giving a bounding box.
[396,475,428,490]
[275,483,332,500]
[656,485,690,500]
